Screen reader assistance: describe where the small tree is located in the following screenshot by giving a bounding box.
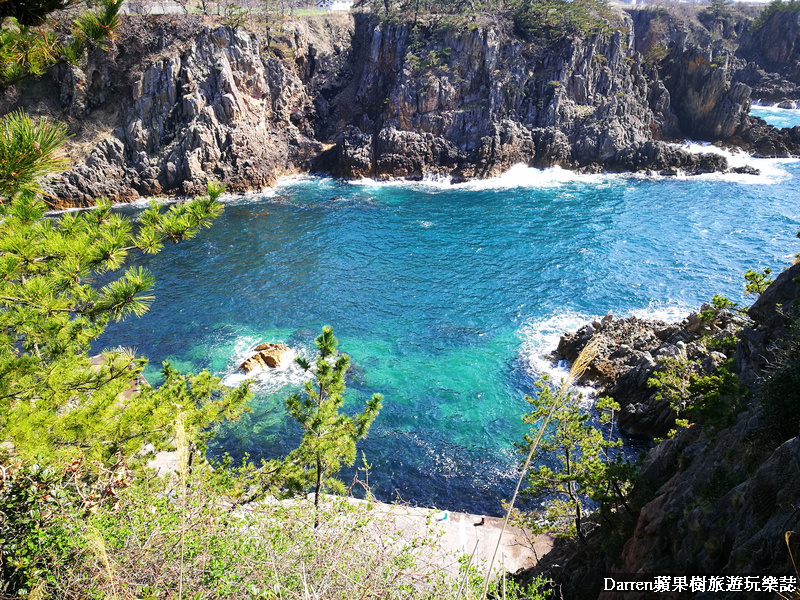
[0,109,252,595]
[0,0,77,27]
[0,0,124,86]
[744,266,773,295]
[708,0,732,17]
[285,326,382,524]
[519,380,632,542]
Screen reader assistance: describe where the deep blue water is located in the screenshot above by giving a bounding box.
[96,157,800,515]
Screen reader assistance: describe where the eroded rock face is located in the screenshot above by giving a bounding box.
[659,34,751,141]
[238,342,290,373]
[50,22,326,205]
[736,262,800,386]
[320,14,740,179]
[555,308,740,437]
[5,9,800,204]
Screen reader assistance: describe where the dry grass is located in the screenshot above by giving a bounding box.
[44,466,480,600]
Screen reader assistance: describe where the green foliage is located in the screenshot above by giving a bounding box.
[20,462,493,599]
[744,266,773,295]
[0,109,254,594]
[648,356,697,414]
[0,461,78,595]
[518,379,634,542]
[752,0,800,31]
[699,293,737,324]
[688,360,745,430]
[72,0,123,51]
[707,0,732,17]
[0,109,250,469]
[223,3,248,28]
[0,110,70,203]
[285,327,383,518]
[0,1,123,86]
[404,34,452,76]
[648,357,745,433]
[355,0,498,21]
[508,0,617,41]
[0,0,78,27]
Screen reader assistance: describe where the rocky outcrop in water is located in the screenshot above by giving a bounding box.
[626,6,800,158]
[737,10,800,103]
[239,342,291,373]
[555,307,740,438]
[528,262,800,598]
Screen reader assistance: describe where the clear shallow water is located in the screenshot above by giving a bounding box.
[750,104,800,129]
[97,159,800,515]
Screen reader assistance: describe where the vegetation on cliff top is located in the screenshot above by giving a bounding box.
[353,0,620,40]
[752,0,800,30]
[0,0,124,86]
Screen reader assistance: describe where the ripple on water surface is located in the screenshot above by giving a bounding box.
[96,160,800,515]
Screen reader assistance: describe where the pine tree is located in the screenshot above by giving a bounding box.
[285,326,382,524]
[0,0,124,86]
[518,379,632,542]
[0,0,77,27]
[0,109,251,468]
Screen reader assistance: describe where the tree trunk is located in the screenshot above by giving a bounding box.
[314,455,322,528]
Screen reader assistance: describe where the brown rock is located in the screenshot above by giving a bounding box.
[239,343,290,373]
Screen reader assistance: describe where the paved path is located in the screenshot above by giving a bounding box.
[359,499,554,580]
[120,0,185,15]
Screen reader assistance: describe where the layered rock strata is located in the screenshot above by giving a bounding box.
[5,8,800,205]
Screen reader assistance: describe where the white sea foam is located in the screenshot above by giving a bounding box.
[348,146,795,193]
[751,100,800,110]
[221,336,313,394]
[351,163,629,192]
[667,141,797,185]
[516,302,693,407]
[459,164,616,190]
[516,311,599,406]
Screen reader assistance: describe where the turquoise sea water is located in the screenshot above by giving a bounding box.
[750,104,800,129]
[97,155,800,515]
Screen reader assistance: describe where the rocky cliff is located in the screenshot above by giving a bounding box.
[736,10,800,103]
[529,262,800,598]
[2,7,800,204]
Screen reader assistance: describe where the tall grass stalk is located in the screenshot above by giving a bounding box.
[480,338,601,600]
[85,525,119,600]
[175,412,190,600]
[456,539,481,600]
[779,531,799,600]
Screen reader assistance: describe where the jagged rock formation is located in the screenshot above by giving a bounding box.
[238,342,291,373]
[50,17,326,205]
[555,308,740,437]
[2,7,799,204]
[529,262,800,599]
[736,11,800,103]
[316,13,740,180]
